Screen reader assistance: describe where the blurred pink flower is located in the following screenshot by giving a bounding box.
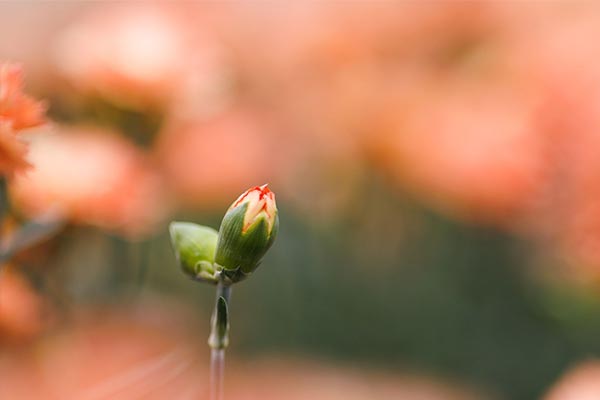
[54,4,228,110]
[0,303,206,399]
[0,303,482,400]
[221,4,551,227]
[155,110,272,209]
[10,127,167,237]
[544,360,600,400]
[496,7,600,274]
[371,78,548,227]
[228,359,482,400]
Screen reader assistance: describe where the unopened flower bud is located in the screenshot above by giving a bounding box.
[215,184,278,275]
[169,222,219,282]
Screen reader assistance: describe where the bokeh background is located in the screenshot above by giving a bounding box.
[2,2,600,399]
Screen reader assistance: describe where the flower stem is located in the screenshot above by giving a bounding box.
[209,279,231,400]
[0,177,8,224]
[209,348,225,400]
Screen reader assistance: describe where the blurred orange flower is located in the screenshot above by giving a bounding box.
[10,127,167,237]
[499,8,600,274]
[54,4,227,110]
[371,78,548,227]
[0,62,46,130]
[156,110,272,209]
[0,267,45,342]
[544,360,600,400]
[0,62,46,177]
[0,121,30,177]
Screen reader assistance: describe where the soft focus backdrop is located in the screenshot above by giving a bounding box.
[2,2,600,399]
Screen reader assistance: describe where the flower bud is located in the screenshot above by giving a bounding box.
[169,222,219,282]
[215,184,278,275]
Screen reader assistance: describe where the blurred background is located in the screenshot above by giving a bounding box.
[2,2,600,399]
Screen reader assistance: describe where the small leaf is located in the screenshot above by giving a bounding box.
[216,296,229,340]
[169,222,218,281]
[208,295,230,349]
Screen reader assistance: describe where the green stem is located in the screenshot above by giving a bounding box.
[0,177,8,224]
[209,348,225,400]
[209,279,231,400]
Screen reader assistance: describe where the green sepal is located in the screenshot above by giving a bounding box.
[169,222,219,282]
[215,203,279,274]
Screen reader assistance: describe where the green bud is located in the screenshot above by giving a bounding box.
[169,222,219,282]
[215,184,279,275]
